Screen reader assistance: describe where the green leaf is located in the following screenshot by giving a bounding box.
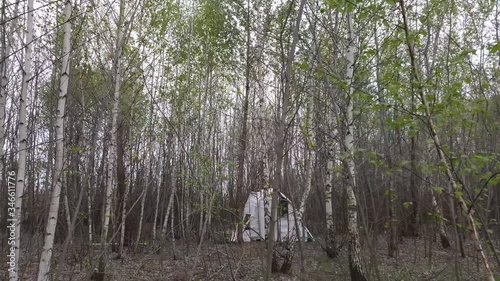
[490,40,500,53]
[433,186,444,195]
[297,61,308,71]
[403,202,412,209]
[398,160,410,167]
[385,0,396,5]
[365,48,376,57]
[325,0,343,9]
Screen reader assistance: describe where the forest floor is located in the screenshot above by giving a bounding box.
[2,235,498,280]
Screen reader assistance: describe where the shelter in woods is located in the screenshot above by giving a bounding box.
[231,190,314,242]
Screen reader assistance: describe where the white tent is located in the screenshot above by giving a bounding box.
[231,189,313,242]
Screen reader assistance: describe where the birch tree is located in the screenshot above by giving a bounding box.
[235,0,251,244]
[280,85,316,273]
[134,100,154,252]
[96,0,127,278]
[325,122,337,258]
[0,0,18,192]
[161,137,177,242]
[342,10,368,281]
[36,0,72,279]
[254,0,272,241]
[11,0,34,279]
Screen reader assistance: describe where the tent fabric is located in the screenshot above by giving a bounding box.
[231,190,314,242]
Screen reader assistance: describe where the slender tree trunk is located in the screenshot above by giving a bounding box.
[36,1,72,279]
[100,50,121,243]
[86,105,98,258]
[63,182,72,231]
[153,147,166,242]
[101,25,124,249]
[280,94,316,273]
[0,0,17,237]
[235,0,251,244]
[343,11,368,281]
[265,0,306,278]
[86,111,99,248]
[199,188,204,237]
[254,4,271,241]
[53,120,87,278]
[259,90,270,243]
[420,12,449,248]
[325,135,337,258]
[117,156,132,257]
[496,1,500,66]
[170,182,176,259]
[115,117,128,252]
[152,56,166,242]
[161,143,177,242]
[135,150,150,252]
[0,2,5,180]
[425,142,450,248]
[374,24,398,258]
[399,1,494,280]
[408,135,418,237]
[97,1,126,278]
[0,0,18,217]
[11,0,34,279]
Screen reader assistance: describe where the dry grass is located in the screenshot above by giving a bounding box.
[1,235,498,280]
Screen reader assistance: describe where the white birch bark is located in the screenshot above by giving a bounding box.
[279,83,316,273]
[0,3,6,169]
[161,151,177,239]
[180,163,186,240]
[86,114,97,246]
[256,12,271,241]
[170,187,176,257]
[135,152,149,251]
[298,85,316,222]
[101,9,125,248]
[152,56,165,242]
[299,149,313,235]
[343,11,368,281]
[199,189,204,235]
[152,151,163,241]
[325,134,336,256]
[11,0,34,279]
[0,0,18,183]
[118,156,132,256]
[36,1,72,279]
[257,44,270,239]
[96,18,130,279]
[430,188,448,245]
[101,56,120,247]
[96,4,128,279]
[0,0,7,229]
[87,176,93,245]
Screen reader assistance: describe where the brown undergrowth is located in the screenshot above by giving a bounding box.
[1,236,498,280]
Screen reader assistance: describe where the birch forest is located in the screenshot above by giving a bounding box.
[1,0,500,280]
